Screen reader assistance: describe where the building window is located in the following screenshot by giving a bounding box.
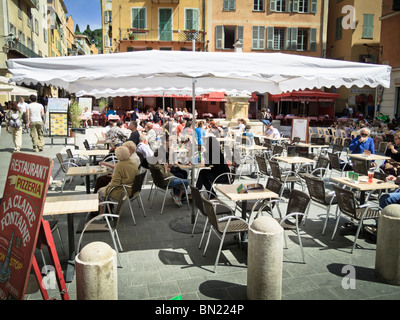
[252,26,265,49]
[185,8,199,30]
[275,0,287,12]
[131,8,146,29]
[104,11,112,24]
[393,0,400,10]
[273,28,285,50]
[298,0,309,12]
[223,0,235,11]
[254,0,265,11]
[216,25,243,50]
[297,29,308,50]
[362,14,374,39]
[335,16,343,40]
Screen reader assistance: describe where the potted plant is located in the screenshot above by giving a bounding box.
[68,100,82,137]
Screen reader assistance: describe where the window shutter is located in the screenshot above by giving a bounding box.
[252,26,258,49]
[223,0,229,10]
[288,0,293,12]
[270,0,276,12]
[286,28,292,50]
[310,0,318,13]
[193,9,199,30]
[310,28,317,51]
[104,11,109,24]
[292,0,299,12]
[291,27,298,50]
[216,25,223,49]
[259,26,265,49]
[267,26,274,50]
[362,14,374,39]
[186,9,193,30]
[237,25,244,44]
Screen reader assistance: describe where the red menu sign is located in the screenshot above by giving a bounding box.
[0,153,53,300]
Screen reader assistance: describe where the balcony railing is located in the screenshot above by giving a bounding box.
[124,28,205,43]
[9,41,41,58]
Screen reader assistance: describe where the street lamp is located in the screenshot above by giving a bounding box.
[363,43,383,63]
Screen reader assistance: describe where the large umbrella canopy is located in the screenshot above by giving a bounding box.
[0,76,37,96]
[6,50,391,98]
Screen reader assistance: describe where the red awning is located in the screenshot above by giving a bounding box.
[201,92,227,102]
[270,89,340,102]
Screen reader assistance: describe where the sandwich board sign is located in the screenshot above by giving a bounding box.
[0,153,53,300]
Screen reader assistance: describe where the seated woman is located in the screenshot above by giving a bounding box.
[196,136,230,198]
[380,133,400,175]
[97,146,138,215]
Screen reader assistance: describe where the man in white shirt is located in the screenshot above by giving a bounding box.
[17,97,29,133]
[136,135,154,168]
[26,95,45,152]
[145,122,157,151]
[265,124,281,139]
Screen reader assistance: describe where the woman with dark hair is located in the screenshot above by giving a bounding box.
[196,136,230,198]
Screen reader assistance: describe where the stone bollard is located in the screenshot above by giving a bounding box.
[75,242,118,300]
[247,216,284,300]
[375,204,400,285]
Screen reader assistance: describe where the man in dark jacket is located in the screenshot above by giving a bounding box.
[128,121,140,146]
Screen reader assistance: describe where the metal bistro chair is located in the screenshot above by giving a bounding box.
[202,196,249,272]
[77,194,128,267]
[327,152,351,178]
[303,174,337,233]
[255,154,270,183]
[269,159,304,192]
[55,153,78,193]
[331,185,380,253]
[256,189,311,264]
[352,158,369,176]
[190,185,233,249]
[106,171,147,225]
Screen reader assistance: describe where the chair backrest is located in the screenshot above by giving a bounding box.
[327,152,341,171]
[66,148,74,159]
[333,184,357,218]
[130,171,147,198]
[339,129,347,139]
[202,196,220,231]
[352,158,368,176]
[296,146,309,158]
[254,136,261,146]
[268,160,281,180]
[292,137,301,144]
[263,139,272,149]
[56,153,67,173]
[109,194,128,230]
[266,177,283,196]
[303,174,326,203]
[332,144,343,155]
[374,171,387,181]
[286,189,310,224]
[272,145,284,156]
[255,155,268,175]
[287,145,297,157]
[83,139,91,150]
[315,155,330,171]
[191,185,207,218]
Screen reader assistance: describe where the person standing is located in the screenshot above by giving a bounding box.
[5,101,23,152]
[26,95,45,152]
[17,97,29,133]
[0,103,4,138]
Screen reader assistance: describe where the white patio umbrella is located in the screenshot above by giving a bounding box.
[6,50,391,227]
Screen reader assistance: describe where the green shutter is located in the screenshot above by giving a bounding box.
[310,28,317,51]
[291,27,298,50]
[186,9,193,30]
[292,0,299,12]
[270,0,276,11]
[237,25,244,44]
[310,0,318,13]
[286,28,292,50]
[267,26,274,50]
[216,25,223,49]
[362,14,374,39]
[223,0,229,10]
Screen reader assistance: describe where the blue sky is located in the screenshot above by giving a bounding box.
[64,0,102,31]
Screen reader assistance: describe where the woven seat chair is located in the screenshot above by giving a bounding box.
[351,158,369,176]
[236,177,284,223]
[303,174,337,233]
[190,185,232,249]
[269,159,304,192]
[256,189,311,263]
[331,185,380,253]
[327,152,351,178]
[255,154,269,182]
[202,196,249,272]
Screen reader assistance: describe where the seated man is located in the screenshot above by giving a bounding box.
[379,175,400,209]
[81,107,93,128]
[349,127,376,167]
[265,124,281,140]
[136,135,154,168]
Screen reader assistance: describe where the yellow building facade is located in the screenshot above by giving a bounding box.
[102,0,206,53]
[326,0,382,118]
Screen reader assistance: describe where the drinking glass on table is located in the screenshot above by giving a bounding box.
[368,169,374,183]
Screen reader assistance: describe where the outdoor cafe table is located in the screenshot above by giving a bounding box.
[345,153,391,162]
[215,184,279,221]
[43,193,99,282]
[79,149,110,164]
[66,165,108,194]
[296,142,330,155]
[331,176,397,204]
[274,156,316,188]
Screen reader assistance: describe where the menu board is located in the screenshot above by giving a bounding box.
[49,113,69,137]
[291,118,309,143]
[0,153,53,300]
[47,98,69,113]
